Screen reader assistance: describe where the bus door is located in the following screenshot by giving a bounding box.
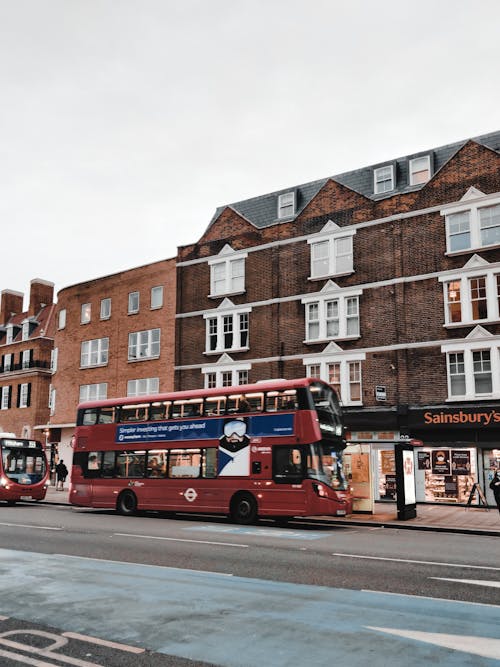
[272,445,307,513]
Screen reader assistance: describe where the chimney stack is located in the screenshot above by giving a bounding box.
[28,279,54,317]
[0,290,24,325]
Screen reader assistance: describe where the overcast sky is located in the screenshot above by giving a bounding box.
[2,0,500,305]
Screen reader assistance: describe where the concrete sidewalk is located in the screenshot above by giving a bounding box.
[44,485,500,536]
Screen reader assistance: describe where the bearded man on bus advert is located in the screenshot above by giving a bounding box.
[218,418,250,476]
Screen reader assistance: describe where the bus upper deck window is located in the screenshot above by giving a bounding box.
[205,396,225,416]
[245,393,264,412]
[98,407,116,424]
[120,404,149,422]
[82,409,98,426]
[150,401,169,420]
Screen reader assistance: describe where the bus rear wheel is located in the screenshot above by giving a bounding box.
[117,490,137,516]
[230,492,258,525]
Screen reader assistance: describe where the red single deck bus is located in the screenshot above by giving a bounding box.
[70,378,352,523]
[0,434,49,505]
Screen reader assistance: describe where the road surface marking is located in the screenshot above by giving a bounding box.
[431,577,500,589]
[186,525,328,540]
[62,632,144,653]
[0,522,62,531]
[58,553,234,576]
[115,532,249,548]
[367,626,500,660]
[362,589,500,608]
[0,629,101,666]
[333,553,500,571]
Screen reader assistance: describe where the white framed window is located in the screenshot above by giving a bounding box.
[409,155,431,185]
[5,325,13,344]
[128,328,160,361]
[18,383,30,408]
[100,298,111,320]
[204,301,251,354]
[374,165,394,194]
[277,192,296,219]
[128,292,140,314]
[202,355,251,389]
[81,303,91,324]
[127,377,159,396]
[440,257,500,326]
[3,353,12,372]
[48,386,56,415]
[442,329,500,400]
[151,286,163,309]
[50,348,58,373]
[1,386,11,410]
[21,349,32,369]
[80,338,109,368]
[302,283,361,342]
[21,321,30,341]
[443,195,500,254]
[209,252,247,297]
[304,348,365,406]
[79,383,108,402]
[308,222,355,279]
[58,309,66,330]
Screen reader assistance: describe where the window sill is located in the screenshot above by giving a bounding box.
[303,336,360,345]
[444,319,500,328]
[127,355,160,363]
[307,271,354,282]
[79,363,108,370]
[445,241,500,257]
[445,394,499,402]
[208,290,246,300]
[204,347,249,356]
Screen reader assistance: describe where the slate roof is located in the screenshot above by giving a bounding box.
[207,130,500,231]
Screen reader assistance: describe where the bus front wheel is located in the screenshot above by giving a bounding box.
[117,490,137,516]
[230,493,258,525]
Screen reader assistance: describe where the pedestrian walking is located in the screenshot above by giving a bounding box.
[490,470,500,514]
[55,460,68,491]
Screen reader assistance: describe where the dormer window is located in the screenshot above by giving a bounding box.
[409,155,431,185]
[374,165,394,194]
[278,192,295,219]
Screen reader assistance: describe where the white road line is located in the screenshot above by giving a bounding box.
[57,553,234,576]
[0,522,62,531]
[431,577,500,589]
[0,647,62,666]
[362,589,500,608]
[115,532,249,548]
[333,553,500,571]
[367,626,500,661]
[62,632,145,653]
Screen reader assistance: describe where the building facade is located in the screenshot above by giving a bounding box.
[175,131,500,508]
[0,279,55,440]
[48,258,176,465]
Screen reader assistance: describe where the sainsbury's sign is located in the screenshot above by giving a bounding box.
[420,408,500,428]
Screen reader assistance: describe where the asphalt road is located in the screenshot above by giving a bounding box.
[0,503,499,666]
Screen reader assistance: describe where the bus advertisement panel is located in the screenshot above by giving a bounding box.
[0,435,49,505]
[70,378,352,523]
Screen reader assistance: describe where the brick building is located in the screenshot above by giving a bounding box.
[0,279,55,440]
[48,258,176,465]
[176,130,500,507]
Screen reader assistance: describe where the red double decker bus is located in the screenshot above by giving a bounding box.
[70,378,352,523]
[0,434,49,505]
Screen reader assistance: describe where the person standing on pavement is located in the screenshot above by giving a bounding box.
[490,470,500,514]
[55,460,68,491]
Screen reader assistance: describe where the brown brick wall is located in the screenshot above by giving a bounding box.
[175,139,500,410]
[52,258,176,425]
